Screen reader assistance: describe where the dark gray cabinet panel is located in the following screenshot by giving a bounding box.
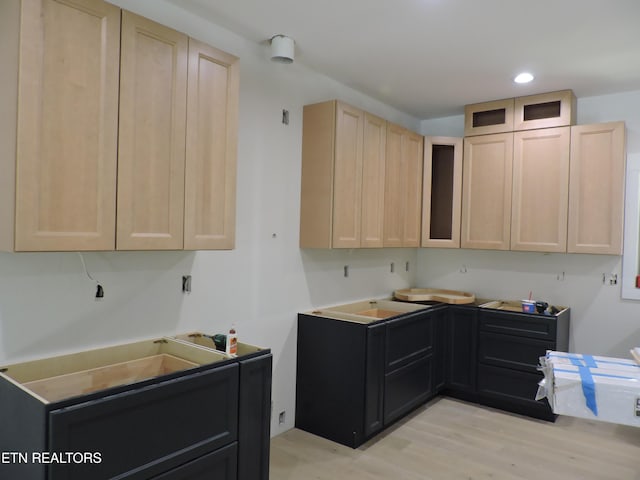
[384,356,432,424]
[385,310,433,372]
[238,354,272,480]
[296,314,368,448]
[476,307,570,420]
[432,307,448,393]
[151,442,238,480]
[447,306,477,394]
[48,365,238,480]
[364,323,386,437]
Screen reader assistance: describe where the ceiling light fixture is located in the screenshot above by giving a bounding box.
[270,35,295,64]
[514,72,534,84]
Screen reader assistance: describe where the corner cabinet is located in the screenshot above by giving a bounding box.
[0,0,238,252]
[383,124,424,247]
[568,122,626,254]
[299,101,386,248]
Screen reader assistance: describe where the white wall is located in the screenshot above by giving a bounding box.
[417,90,640,357]
[0,0,420,436]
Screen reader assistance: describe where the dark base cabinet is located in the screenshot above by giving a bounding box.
[296,302,570,448]
[0,337,272,480]
[475,307,569,420]
[296,308,437,448]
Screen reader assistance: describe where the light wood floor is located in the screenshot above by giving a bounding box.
[270,397,640,480]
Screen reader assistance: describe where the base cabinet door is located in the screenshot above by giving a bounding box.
[447,307,477,393]
[151,442,237,480]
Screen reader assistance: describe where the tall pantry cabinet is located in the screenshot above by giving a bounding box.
[0,0,238,252]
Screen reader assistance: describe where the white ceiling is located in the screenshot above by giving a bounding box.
[170,0,640,119]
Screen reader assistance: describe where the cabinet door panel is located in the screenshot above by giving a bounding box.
[15,0,120,251]
[184,39,238,250]
[332,102,364,248]
[364,323,385,437]
[422,137,463,248]
[385,311,432,372]
[447,307,477,392]
[568,122,626,254]
[117,11,188,250]
[361,113,386,247]
[511,127,570,252]
[477,364,551,413]
[383,356,432,425]
[403,131,424,247]
[478,331,553,374]
[461,134,513,250]
[48,365,238,480]
[383,123,405,246]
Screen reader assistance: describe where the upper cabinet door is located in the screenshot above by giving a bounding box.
[383,123,406,247]
[332,102,364,248]
[403,131,424,247]
[117,11,188,250]
[461,133,513,250]
[14,0,120,251]
[511,127,570,252]
[421,137,463,248]
[383,124,424,247]
[184,39,239,250]
[361,113,387,248]
[568,122,626,254]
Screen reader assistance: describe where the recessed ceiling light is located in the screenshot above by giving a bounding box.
[514,72,534,84]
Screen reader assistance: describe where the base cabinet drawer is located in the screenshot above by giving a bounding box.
[477,364,551,413]
[151,442,237,480]
[478,331,553,373]
[384,356,432,424]
[49,365,239,480]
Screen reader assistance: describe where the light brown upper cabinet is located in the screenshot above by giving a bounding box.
[464,98,515,136]
[510,127,570,252]
[0,0,238,252]
[383,124,424,247]
[421,137,463,248]
[513,90,576,131]
[183,40,238,250]
[117,12,188,250]
[568,122,626,254]
[300,101,386,248]
[1,0,121,251]
[461,133,513,250]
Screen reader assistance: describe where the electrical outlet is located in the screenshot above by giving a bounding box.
[278,411,286,424]
[182,275,192,293]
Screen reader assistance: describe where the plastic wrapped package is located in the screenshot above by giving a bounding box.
[537,351,640,427]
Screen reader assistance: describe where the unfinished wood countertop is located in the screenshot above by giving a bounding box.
[394,288,476,305]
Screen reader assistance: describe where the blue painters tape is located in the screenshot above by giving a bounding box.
[566,357,598,416]
[548,353,640,368]
[555,368,639,381]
